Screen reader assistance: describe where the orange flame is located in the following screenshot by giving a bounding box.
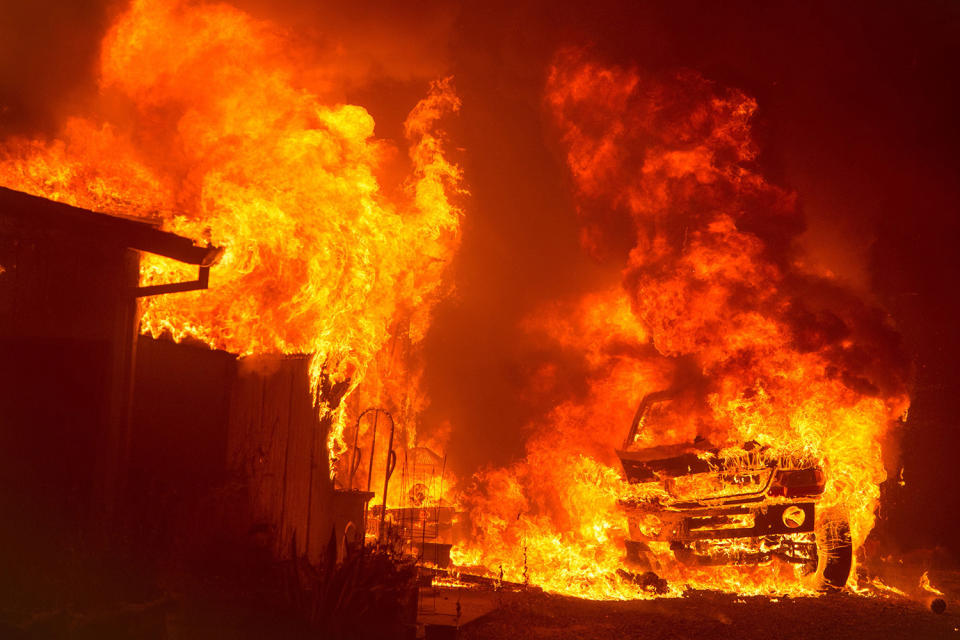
[0,0,463,468]
[920,571,945,597]
[453,49,909,599]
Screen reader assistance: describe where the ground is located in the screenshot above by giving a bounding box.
[454,589,958,639]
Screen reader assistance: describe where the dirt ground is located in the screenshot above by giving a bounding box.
[457,589,959,640]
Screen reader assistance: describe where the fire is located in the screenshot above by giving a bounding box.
[452,49,909,599]
[920,571,945,597]
[0,0,463,467]
[0,0,914,602]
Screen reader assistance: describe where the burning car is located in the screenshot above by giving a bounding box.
[617,391,853,591]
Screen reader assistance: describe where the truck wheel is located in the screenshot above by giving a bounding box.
[816,518,853,591]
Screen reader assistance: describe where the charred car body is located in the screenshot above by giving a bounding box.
[617,392,853,591]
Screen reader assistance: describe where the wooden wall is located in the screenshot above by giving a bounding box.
[0,212,140,606]
[130,344,340,565]
[127,336,236,560]
[227,355,335,563]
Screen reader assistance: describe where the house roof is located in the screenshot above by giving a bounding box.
[0,186,221,266]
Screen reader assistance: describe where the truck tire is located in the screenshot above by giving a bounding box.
[816,518,853,591]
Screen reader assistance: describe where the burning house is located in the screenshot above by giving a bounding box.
[0,186,219,600]
[0,182,344,576]
[0,182,423,633]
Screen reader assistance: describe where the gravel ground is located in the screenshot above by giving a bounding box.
[457,589,959,640]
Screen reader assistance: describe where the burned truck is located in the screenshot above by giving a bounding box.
[616,391,853,591]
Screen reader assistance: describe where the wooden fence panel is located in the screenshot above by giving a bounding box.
[227,355,336,561]
[279,357,313,558]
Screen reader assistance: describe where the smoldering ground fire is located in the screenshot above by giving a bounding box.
[1,0,959,638]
